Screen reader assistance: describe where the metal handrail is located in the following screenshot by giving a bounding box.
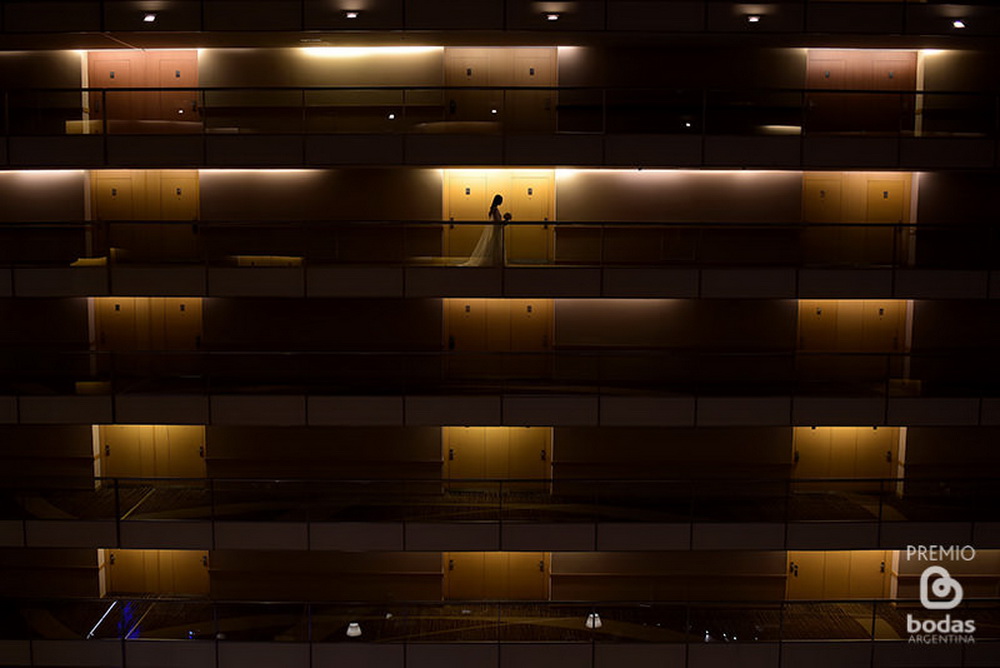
[3,596,997,644]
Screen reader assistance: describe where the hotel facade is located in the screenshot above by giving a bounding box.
[1,1,999,667]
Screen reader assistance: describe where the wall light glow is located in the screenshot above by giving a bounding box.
[0,169,86,177]
[197,169,318,174]
[555,168,797,179]
[301,46,443,57]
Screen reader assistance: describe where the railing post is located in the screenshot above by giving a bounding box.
[870,598,878,643]
[210,477,217,550]
[783,476,792,548]
[300,88,306,135]
[778,599,785,645]
[599,223,606,267]
[601,87,607,135]
[877,477,885,547]
[307,602,313,645]
[114,477,121,547]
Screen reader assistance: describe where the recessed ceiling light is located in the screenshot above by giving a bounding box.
[545,13,560,21]
[345,11,359,19]
[746,15,761,24]
[952,19,966,29]
[143,13,157,23]
[387,113,395,120]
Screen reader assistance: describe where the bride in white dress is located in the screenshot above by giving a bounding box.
[461,193,504,266]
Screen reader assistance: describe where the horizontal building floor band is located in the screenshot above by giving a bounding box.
[3,519,998,552]
[0,639,998,668]
[2,395,1000,427]
[2,477,996,540]
[1,135,999,170]
[3,222,998,280]
[1,395,999,427]
[4,266,999,299]
[0,0,996,35]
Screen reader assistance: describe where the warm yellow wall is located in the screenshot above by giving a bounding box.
[98,425,206,479]
[105,549,210,596]
[786,550,891,600]
[199,47,445,88]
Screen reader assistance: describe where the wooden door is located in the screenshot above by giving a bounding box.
[445,427,550,481]
[95,297,139,350]
[507,552,549,600]
[446,299,487,352]
[508,49,557,132]
[866,179,905,223]
[507,427,550,482]
[803,177,844,223]
[162,298,202,350]
[786,551,826,599]
[168,550,210,595]
[95,170,200,261]
[445,427,488,480]
[95,297,202,351]
[444,552,486,599]
[506,175,553,264]
[108,549,209,595]
[444,49,494,122]
[798,300,839,351]
[792,427,832,482]
[93,171,138,220]
[787,550,890,600]
[801,176,844,263]
[854,427,894,481]
[156,55,200,123]
[849,550,890,599]
[861,300,905,353]
[88,53,138,127]
[444,552,548,600]
[100,425,206,479]
[509,299,552,378]
[88,50,199,131]
[100,425,149,478]
[445,175,489,259]
[864,178,905,264]
[159,171,200,220]
[793,427,896,493]
[806,50,916,133]
[799,300,905,353]
[835,300,864,352]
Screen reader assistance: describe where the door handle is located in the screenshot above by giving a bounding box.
[449,448,455,461]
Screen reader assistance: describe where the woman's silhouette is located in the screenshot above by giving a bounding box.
[461,193,504,266]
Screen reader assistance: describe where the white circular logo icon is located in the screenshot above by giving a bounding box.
[920,565,964,610]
